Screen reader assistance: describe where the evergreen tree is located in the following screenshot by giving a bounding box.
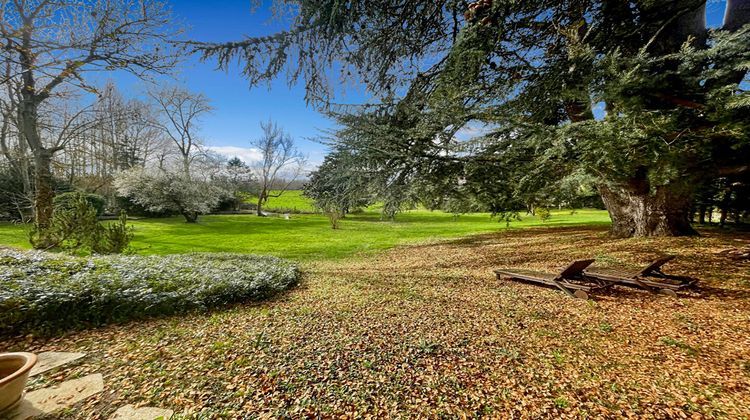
[200,0,750,236]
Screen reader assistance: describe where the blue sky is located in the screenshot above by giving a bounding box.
[168,0,364,167]
[106,0,730,167]
[109,0,349,167]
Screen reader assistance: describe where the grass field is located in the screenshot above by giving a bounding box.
[253,190,317,213]
[0,222,28,249]
[0,209,610,260]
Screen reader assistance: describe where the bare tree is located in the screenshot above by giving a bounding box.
[0,104,33,221]
[53,83,169,195]
[148,86,212,177]
[0,0,180,236]
[0,58,33,221]
[251,119,305,216]
[96,83,167,170]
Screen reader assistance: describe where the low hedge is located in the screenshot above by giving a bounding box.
[0,249,299,336]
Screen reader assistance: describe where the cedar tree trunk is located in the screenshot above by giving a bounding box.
[599,168,697,238]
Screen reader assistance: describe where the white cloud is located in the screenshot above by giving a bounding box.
[207,146,263,164]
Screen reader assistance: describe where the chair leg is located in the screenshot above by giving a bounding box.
[632,276,657,294]
[550,276,578,298]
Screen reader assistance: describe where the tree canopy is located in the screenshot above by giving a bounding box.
[201,0,750,236]
[0,0,181,243]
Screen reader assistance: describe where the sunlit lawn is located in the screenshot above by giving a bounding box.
[253,190,317,213]
[0,209,610,261]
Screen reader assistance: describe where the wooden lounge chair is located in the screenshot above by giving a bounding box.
[584,255,696,296]
[494,259,611,299]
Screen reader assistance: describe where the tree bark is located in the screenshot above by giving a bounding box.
[719,205,729,227]
[182,155,191,179]
[723,0,750,32]
[18,97,56,232]
[16,17,58,235]
[598,169,697,237]
[33,148,55,229]
[181,210,199,223]
[718,180,733,227]
[256,189,266,217]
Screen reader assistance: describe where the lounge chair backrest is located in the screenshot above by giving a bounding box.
[559,259,596,278]
[639,255,676,275]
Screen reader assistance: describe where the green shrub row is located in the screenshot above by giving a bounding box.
[0,249,299,336]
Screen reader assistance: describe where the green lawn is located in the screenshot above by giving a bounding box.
[253,190,317,213]
[0,223,29,250]
[0,209,610,261]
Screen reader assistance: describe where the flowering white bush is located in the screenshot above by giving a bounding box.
[0,249,299,336]
[114,168,227,222]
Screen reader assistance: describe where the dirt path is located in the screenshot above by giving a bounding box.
[7,226,750,418]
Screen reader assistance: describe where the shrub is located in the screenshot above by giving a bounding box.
[0,167,31,222]
[100,212,133,254]
[114,195,175,218]
[325,208,344,229]
[262,205,307,214]
[54,191,106,216]
[537,207,552,222]
[114,168,226,223]
[0,249,299,336]
[31,192,133,254]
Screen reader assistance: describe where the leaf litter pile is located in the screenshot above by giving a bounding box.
[4,226,750,418]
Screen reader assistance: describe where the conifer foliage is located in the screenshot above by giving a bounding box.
[202,1,750,236]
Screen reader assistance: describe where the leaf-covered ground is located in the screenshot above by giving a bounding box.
[5,226,750,418]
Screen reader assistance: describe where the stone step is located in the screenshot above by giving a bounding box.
[29,352,86,377]
[7,374,104,420]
